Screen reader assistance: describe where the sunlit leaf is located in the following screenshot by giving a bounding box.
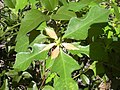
[14,44,48,71]
[63,5,109,40]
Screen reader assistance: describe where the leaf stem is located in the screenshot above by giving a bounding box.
[1,23,21,37]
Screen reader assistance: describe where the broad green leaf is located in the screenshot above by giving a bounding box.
[16,9,49,41]
[42,85,55,90]
[41,0,58,11]
[51,6,76,20]
[54,78,78,90]
[16,9,49,52]
[63,5,109,40]
[15,35,29,52]
[51,49,79,78]
[15,0,28,10]
[14,44,47,71]
[4,0,16,8]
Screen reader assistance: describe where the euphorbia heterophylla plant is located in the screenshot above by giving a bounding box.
[11,0,119,89]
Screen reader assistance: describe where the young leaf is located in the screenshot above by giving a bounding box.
[51,49,79,78]
[62,43,79,50]
[63,5,109,40]
[14,44,48,71]
[45,27,58,40]
[41,0,58,11]
[51,46,60,59]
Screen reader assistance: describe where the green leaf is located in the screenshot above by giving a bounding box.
[54,78,78,90]
[51,6,76,20]
[46,73,56,84]
[59,0,68,5]
[69,44,89,57]
[15,35,29,52]
[68,0,93,12]
[51,49,79,78]
[42,85,55,90]
[14,44,47,71]
[63,5,109,40]
[90,42,108,61]
[0,79,9,90]
[41,0,58,11]
[16,9,49,40]
[15,0,28,10]
[4,0,16,8]
[80,74,90,85]
[30,34,47,46]
[16,9,49,52]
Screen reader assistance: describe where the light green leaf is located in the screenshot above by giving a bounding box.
[4,0,16,8]
[41,0,58,11]
[51,6,76,20]
[15,0,28,10]
[80,74,90,85]
[63,5,109,40]
[14,44,47,71]
[51,49,79,78]
[54,78,78,90]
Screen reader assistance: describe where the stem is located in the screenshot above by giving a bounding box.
[1,23,21,37]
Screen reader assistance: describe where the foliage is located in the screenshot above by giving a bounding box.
[0,0,120,90]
